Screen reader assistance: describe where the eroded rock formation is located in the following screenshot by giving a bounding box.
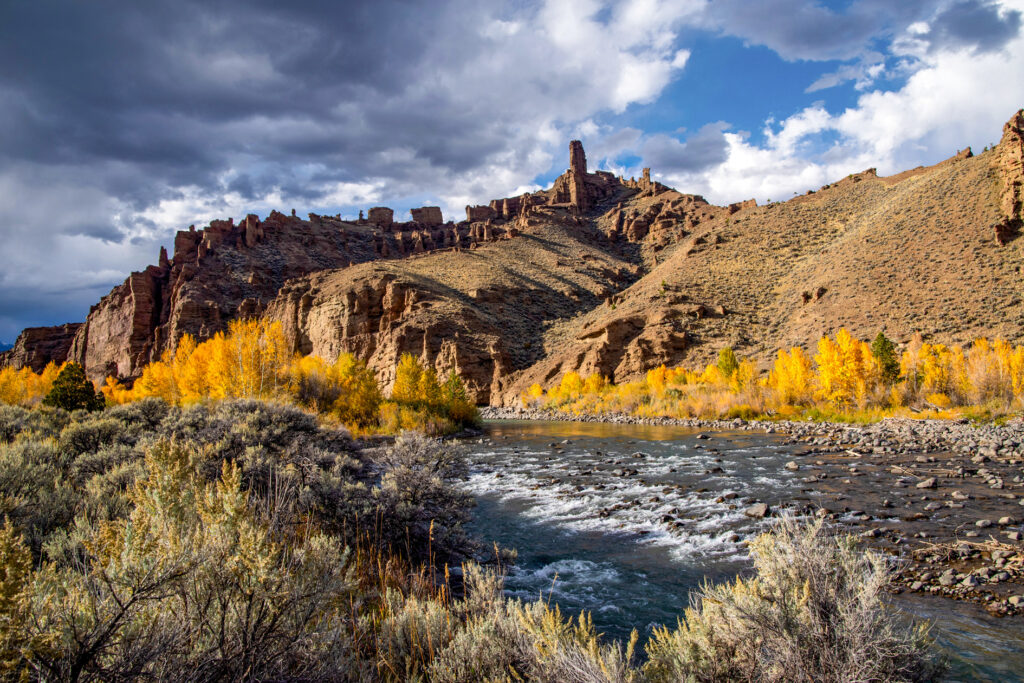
[7,110,1024,406]
[0,323,82,372]
[994,109,1024,244]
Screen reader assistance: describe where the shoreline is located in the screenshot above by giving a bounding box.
[480,406,1024,457]
[478,405,1024,616]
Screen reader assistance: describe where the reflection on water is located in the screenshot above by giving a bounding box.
[463,419,1024,682]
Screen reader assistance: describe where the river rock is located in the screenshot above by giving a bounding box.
[916,477,937,489]
[744,502,770,518]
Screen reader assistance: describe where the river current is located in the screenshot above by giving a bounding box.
[461,419,1024,682]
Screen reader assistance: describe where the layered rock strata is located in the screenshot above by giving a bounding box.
[0,323,82,372]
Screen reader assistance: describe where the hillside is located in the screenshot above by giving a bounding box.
[3,109,1023,405]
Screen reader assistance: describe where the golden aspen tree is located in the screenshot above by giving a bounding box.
[699,363,723,386]
[200,320,289,400]
[646,365,668,395]
[583,373,608,395]
[178,334,216,403]
[0,362,67,407]
[899,333,925,397]
[417,366,443,408]
[131,351,177,404]
[814,329,878,404]
[918,343,954,397]
[1009,343,1024,401]
[558,371,584,401]
[101,376,135,405]
[328,353,382,428]
[0,367,27,405]
[730,359,756,393]
[391,353,423,404]
[768,347,814,405]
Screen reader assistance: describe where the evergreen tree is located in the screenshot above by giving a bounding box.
[717,347,739,379]
[871,331,900,385]
[42,363,105,411]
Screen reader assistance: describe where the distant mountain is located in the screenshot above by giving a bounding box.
[2,109,1023,406]
[0,342,11,352]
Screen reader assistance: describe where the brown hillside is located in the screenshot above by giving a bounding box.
[3,109,1023,406]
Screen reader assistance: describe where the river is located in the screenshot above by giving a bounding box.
[462,419,1024,682]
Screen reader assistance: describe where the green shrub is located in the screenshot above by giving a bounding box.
[373,431,474,563]
[42,363,104,412]
[0,400,945,682]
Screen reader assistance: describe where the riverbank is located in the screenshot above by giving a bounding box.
[479,406,1024,616]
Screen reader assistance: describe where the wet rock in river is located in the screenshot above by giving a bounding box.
[744,502,770,518]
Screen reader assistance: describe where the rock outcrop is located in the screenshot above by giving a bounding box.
[7,109,1024,405]
[410,206,444,226]
[0,323,82,372]
[994,109,1024,244]
[60,206,525,383]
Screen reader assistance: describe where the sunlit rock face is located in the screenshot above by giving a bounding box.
[7,112,1024,405]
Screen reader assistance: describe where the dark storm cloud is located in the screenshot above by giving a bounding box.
[0,0,709,338]
[640,124,730,174]
[703,0,940,61]
[0,283,117,341]
[922,0,1022,52]
[0,0,509,207]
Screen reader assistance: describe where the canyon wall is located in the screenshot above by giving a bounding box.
[5,111,1024,406]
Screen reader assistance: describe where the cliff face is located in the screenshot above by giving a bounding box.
[6,111,1024,405]
[64,207,524,382]
[264,215,639,402]
[0,323,82,372]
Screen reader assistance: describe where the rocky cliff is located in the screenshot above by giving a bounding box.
[0,323,82,372]
[6,110,1024,405]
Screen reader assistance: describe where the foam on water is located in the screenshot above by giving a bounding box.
[463,421,1024,679]
[462,425,800,564]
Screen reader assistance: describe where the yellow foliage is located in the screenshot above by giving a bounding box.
[582,373,608,395]
[526,330,1024,420]
[0,363,60,407]
[699,364,724,386]
[287,352,381,427]
[646,365,668,395]
[730,359,756,393]
[391,353,423,404]
[768,347,814,405]
[814,329,878,405]
[211,319,290,399]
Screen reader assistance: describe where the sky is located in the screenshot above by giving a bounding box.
[1,0,1023,342]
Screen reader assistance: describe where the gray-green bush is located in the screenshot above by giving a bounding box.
[0,398,943,681]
